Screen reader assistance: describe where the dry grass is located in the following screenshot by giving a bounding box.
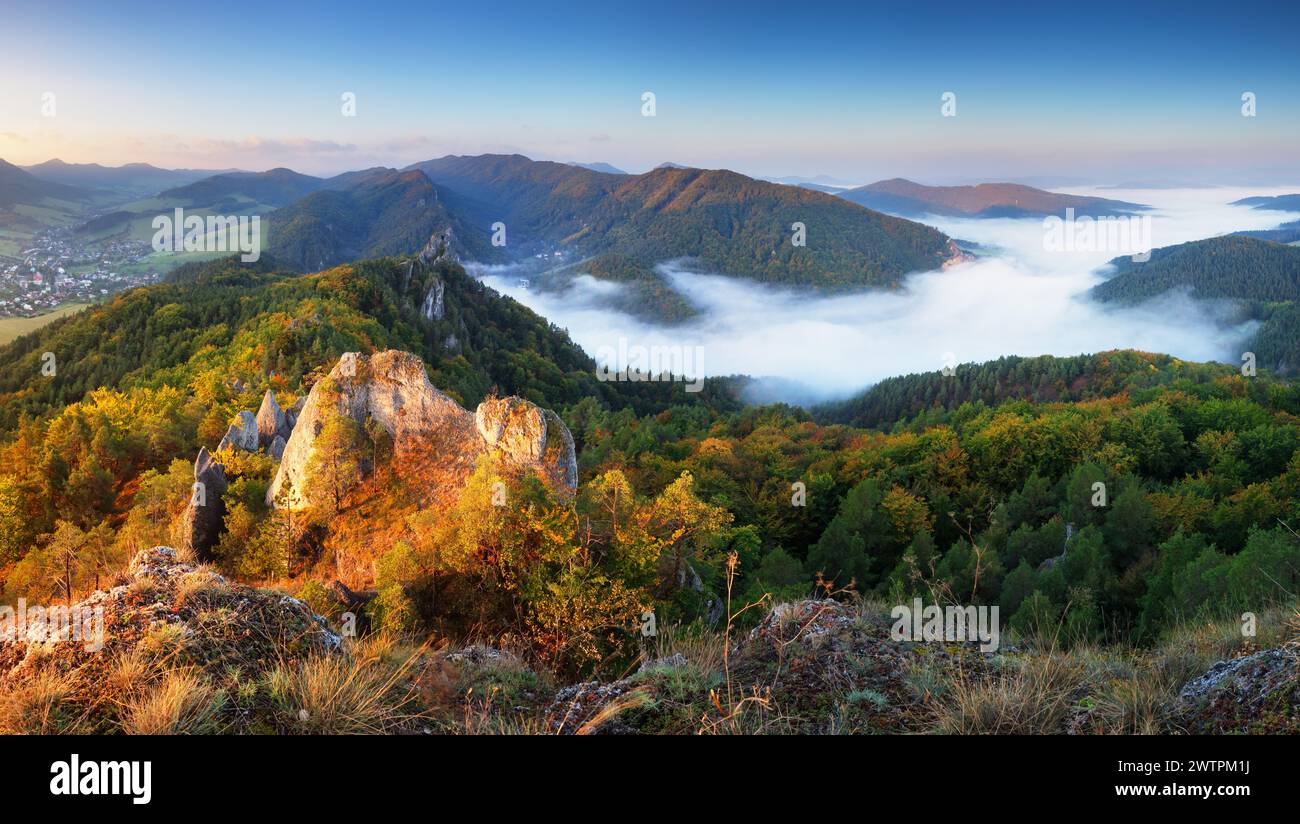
[1090,676,1174,734]
[272,643,423,734]
[931,651,1085,734]
[651,624,726,678]
[0,668,81,734]
[174,569,228,606]
[120,667,222,734]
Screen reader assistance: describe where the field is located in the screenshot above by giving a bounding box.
[0,302,89,345]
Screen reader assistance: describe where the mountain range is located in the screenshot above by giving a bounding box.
[21,159,232,197]
[839,178,1148,218]
[0,159,89,209]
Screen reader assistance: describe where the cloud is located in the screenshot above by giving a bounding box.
[473,187,1300,405]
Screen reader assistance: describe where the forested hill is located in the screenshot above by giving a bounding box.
[1089,235,1300,374]
[1091,235,1300,304]
[158,168,326,208]
[1231,193,1300,211]
[265,171,503,271]
[0,255,739,432]
[817,351,1260,430]
[572,166,954,289]
[839,178,1147,219]
[408,154,956,292]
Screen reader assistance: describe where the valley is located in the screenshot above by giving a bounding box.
[2,0,1299,750]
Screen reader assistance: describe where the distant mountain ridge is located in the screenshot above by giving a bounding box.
[22,159,232,196]
[568,161,627,175]
[840,178,1148,218]
[406,154,956,298]
[159,168,327,208]
[1231,193,1300,212]
[0,159,90,207]
[13,153,961,322]
[266,169,501,271]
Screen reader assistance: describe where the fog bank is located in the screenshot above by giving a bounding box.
[471,187,1300,404]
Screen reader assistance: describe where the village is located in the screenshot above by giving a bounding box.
[0,227,157,318]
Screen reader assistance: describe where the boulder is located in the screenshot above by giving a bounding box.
[1176,648,1300,733]
[256,390,292,447]
[268,434,287,461]
[178,448,228,562]
[265,350,579,511]
[217,410,259,452]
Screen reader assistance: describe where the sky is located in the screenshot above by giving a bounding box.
[1,0,1299,182]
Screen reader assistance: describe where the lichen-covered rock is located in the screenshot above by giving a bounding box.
[256,389,292,447]
[0,546,343,732]
[266,350,578,510]
[1176,648,1300,733]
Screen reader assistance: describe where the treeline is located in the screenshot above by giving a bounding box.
[1091,236,1300,305]
[573,367,1300,647]
[816,350,1260,430]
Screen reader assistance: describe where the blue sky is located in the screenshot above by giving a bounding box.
[2,0,1298,182]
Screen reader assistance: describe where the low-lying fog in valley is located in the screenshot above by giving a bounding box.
[473,186,1300,405]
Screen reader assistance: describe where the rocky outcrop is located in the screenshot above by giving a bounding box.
[256,390,292,447]
[287,396,306,426]
[542,409,578,489]
[419,227,457,265]
[0,547,342,732]
[421,278,445,322]
[942,239,976,270]
[178,448,228,562]
[217,410,259,453]
[266,350,579,510]
[1176,648,1299,733]
[476,397,546,461]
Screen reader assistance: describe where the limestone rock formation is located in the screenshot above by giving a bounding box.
[421,277,445,321]
[256,389,293,447]
[476,396,546,461]
[265,350,579,510]
[177,447,228,562]
[419,227,457,265]
[217,410,259,452]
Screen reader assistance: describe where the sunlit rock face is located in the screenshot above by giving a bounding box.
[266,350,578,511]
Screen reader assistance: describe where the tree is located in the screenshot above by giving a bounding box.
[305,404,363,516]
